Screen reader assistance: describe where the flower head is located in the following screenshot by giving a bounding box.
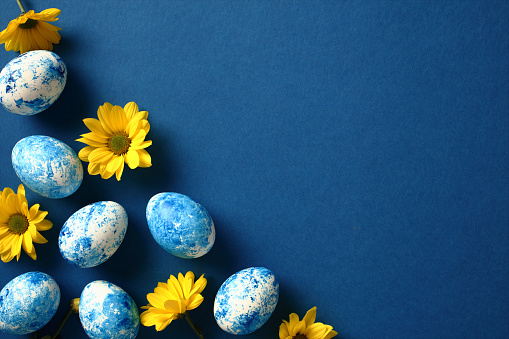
[0,8,61,54]
[279,307,338,339]
[76,102,152,181]
[141,272,207,332]
[0,184,52,262]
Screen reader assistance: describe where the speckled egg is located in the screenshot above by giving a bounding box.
[0,272,60,335]
[79,280,139,339]
[12,135,83,199]
[214,267,279,335]
[0,50,67,115]
[59,201,128,268]
[146,192,215,259]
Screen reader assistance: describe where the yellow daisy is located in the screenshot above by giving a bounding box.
[0,8,61,54]
[141,272,207,332]
[0,184,52,262]
[279,307,338,339]
[76,102,152,181]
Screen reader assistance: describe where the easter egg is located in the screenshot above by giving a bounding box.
[214,267,279,335]
[79,280,140,339]
[0,50,67,115]
[59,201,128,268]
[146,192,215,259]
[0,272,60,335]
[12,135,83,199]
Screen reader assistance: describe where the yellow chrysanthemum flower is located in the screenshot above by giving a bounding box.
[0,8,61,54]
[141,272,207,332]
[0,184,52,262]
[76,102,152,181]
[279,307,338,339]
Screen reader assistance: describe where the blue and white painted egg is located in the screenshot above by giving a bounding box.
[214,267,279,335]
[12,135,83,199]
[59,201,128,268]
[146,192,215,259]
[0,271,60,335]
[0,50,67,115]
[79,280,140,339]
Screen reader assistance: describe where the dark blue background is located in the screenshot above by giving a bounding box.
[1,1,508,338]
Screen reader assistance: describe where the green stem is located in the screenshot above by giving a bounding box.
[51,307,73,339]
[16,0,26,14]
[184,312,204,339]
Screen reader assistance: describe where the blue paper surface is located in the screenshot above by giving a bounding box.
[0,1,508,338]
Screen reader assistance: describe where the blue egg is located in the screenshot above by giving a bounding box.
[0,272,60,335]
[79,280,139,339]
[214,267,279,335]
[12,135,83,199]
[146,192,215,259]
[59,201,128,268]
[0,50,67,115]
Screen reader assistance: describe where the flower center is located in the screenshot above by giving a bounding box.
[108,134,131,155]
[293,336,307,339]
[19,18,38,29]
[8,214,29,234]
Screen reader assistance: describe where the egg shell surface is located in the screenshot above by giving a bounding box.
[214,267,279,335]
[0,50,67,115]
[59,201,128,268]
[12,135,83,199]
[0,271,60,335]
[79,280,139,339]
[146,192,215,258]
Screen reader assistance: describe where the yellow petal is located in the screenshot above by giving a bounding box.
[38,8,61,21]
[124,102,139,120]
[106,155,123,173]
[279,322,290,339]
[110,105,128,132]
[78,146,96,162]
[187,294,204,310]
[30,209,48,224]
[80,131,108,144]
[125,149,140,169]
[35,219,53,231]
[88,162,101,175]
[32,231,48,244]
[97,103,115,134]
[303,307,317,328]
[324,329,338,339]
[287,313,301,334]
[130,140,152,150]
[147,293,166,308]
[89,147,114,164]
[115,159,125,181]
[22,230,33,254]
[138,149,152,167]
[293,320,307,336]
[83,118,109,137]
[11,235,22,257]
[76,137,106,148]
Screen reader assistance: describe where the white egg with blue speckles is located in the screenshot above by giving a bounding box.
[79,280,140,339]
[214,267,279,335]
[146,192,215,259]
[12,135,83,199]
[0,271,60,335]
[59,201,128,268]
[0,50,67,115]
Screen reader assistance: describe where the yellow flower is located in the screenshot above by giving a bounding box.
[141,272,207,332]
[279,307,338,339]
[0,184,52,262]
[76,102,152,181]
[0,8,61,54]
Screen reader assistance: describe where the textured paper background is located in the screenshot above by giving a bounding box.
[0,1,508,338]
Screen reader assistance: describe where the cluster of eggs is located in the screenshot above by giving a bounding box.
[0,51,279,337]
